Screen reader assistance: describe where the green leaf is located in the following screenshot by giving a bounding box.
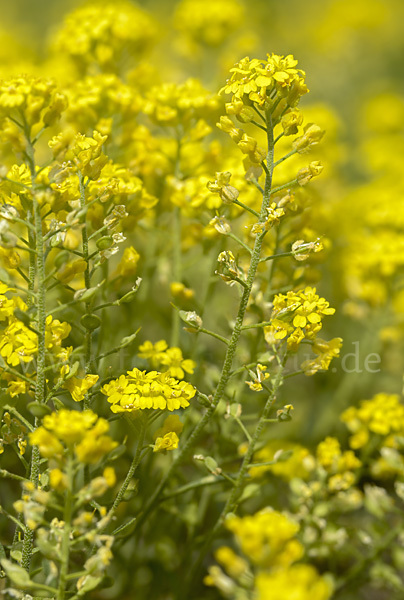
[77,575,103,595]
[1,558,33,588]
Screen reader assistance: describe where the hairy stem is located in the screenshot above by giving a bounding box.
[21,126,47,571]
[79,173,95,408]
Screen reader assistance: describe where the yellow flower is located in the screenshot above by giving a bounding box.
[153,432,179,453]
[341,393,404,449]
[0,319,37,366]
[67,130,108,180]
[115,246,140,277]
[226,509,303,568]
[0,76,66,128]
[45,316,71,350]
[153,414,184,440]
[75,422,118,464]
[64,374,99,402]
[249,441,313,481]
[214,546,247,579]
[102,368,195,413]
[266,287,335,350]
[220,54,307,108]
[256,565,332,600]
[30,409,117,465]
[170,282,195,302]
[245,364,270,392]
[159,347,196,379]
[293,123,325,153]
[138,340,168,367]
[301,337,343,375]
[56,258,87,284]
[29,428,64,459]
[49,468,68,491]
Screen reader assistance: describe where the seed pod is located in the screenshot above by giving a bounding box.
[81,314,101,331]
[96,236,114,250]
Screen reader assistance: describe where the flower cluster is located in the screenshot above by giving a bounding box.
[144,78,219,128]
[0,76,66,131]
[266,287,336,350]
[29,409,117,464]
[102,368,196,413]
[316,436,361,492]
[138,339,196,379]
[206,509,332,600]
[248,440,314,480]
[341,393,404,449]
[53,1,158,74]
[226,509,303,568]
[220,54,308,109]
[301,337,343,375]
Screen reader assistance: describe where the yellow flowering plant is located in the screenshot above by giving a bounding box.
[0,1,404,599]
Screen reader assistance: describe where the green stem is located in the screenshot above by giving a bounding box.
[273,148,298,168]
[21,125,47,572]
[135,109,276,533]
[271,178,298,195]
[233,198,260,218]
[79,172,95,409]
[227,232,252,255]
[103,417,147,529]
[57,456,74,600]
[0,469,30,482]
[185,357,286,593]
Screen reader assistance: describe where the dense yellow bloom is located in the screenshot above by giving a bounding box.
[0,319,37,366]
[0,76,66,128]
[220,54,308,108]
[315,436,361,492]
[30,409,117,464]
[226,509,303,568]
[102,368,195,413]
[64,73,143,132]
[266,287,335,350]
[255,565,332,600]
